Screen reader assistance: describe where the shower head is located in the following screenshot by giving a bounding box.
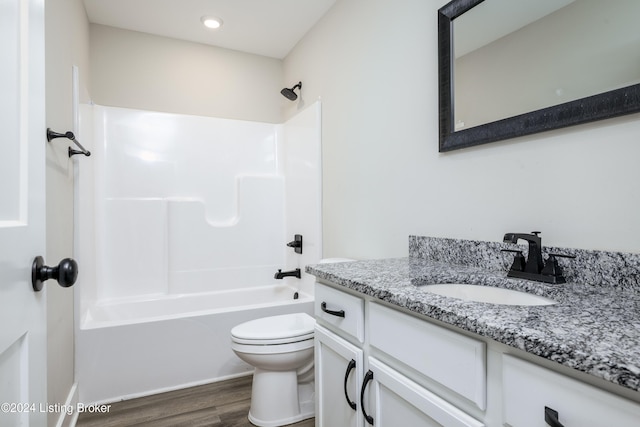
[281,82,302,101]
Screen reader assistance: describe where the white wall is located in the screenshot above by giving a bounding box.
[89,24,285,123]
[283,0,640,258]
[45,0,90,424]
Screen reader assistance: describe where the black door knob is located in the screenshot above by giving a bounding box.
[31,256,78,292]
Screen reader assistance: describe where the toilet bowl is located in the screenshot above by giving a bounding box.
[231,312,316,427]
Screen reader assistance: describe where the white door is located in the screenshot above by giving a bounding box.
[0,0,47,426]
[315,325,364,427]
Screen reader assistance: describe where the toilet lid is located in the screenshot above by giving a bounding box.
[231,313,315,344]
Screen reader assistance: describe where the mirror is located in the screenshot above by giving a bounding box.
[438,0,640,152]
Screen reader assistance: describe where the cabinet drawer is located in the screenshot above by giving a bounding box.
[369,303,486,409]
[503,354,640,427]
[315,283,364,343]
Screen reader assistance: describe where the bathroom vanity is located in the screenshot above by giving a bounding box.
[308,236,640,426]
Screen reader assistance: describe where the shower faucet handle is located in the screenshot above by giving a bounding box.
[286,234,303,254]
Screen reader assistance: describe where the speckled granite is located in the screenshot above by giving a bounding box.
[409,235,640,291]
[307,237,640,393]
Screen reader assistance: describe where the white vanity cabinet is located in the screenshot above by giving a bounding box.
[314,283,485,427]
[315,281,640,427]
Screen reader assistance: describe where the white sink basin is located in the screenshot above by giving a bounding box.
[423,284,556,306]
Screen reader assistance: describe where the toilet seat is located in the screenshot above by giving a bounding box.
[231,337,314,355]
[231,333,314,346]
[231,313,315,345]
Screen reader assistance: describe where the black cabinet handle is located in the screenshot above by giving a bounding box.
[321,301,345,318]
[545,406,565,427]
[360,369,374,425]
[343,359,357,410]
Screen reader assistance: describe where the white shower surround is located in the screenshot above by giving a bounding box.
[75,102,322,404]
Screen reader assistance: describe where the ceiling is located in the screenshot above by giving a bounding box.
[83,0,337,59]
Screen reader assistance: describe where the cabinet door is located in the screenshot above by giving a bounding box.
[363,358,484,427]
[315,325,364,427]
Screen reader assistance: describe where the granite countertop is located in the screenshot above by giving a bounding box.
[306,253,640,394]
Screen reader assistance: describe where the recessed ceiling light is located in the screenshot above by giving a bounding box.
[201,16,223,30]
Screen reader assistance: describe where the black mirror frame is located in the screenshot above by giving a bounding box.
[438,0,640,152]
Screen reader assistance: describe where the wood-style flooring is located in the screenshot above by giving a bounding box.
[76,375,315,427]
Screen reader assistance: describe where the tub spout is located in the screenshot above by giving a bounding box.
[274,268,301,279]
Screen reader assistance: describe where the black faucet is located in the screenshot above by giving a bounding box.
[503,232,544,274]
[502,232,574,284]
[274,268,301,279]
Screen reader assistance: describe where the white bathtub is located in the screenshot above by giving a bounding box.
[82,284,308,328]
[76,284,313,404]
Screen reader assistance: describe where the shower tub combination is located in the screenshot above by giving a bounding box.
[75,102,322,404]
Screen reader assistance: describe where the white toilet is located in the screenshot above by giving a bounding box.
[231,312,316,427]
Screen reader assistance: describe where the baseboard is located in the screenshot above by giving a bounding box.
[55,382,79,427]
[87,371,253,406]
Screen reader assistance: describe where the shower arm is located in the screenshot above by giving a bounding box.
[47,128,91,157]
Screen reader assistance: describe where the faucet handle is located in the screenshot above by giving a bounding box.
[548,253,576,259]
[501,249,526,272]
[541,253,575,282]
